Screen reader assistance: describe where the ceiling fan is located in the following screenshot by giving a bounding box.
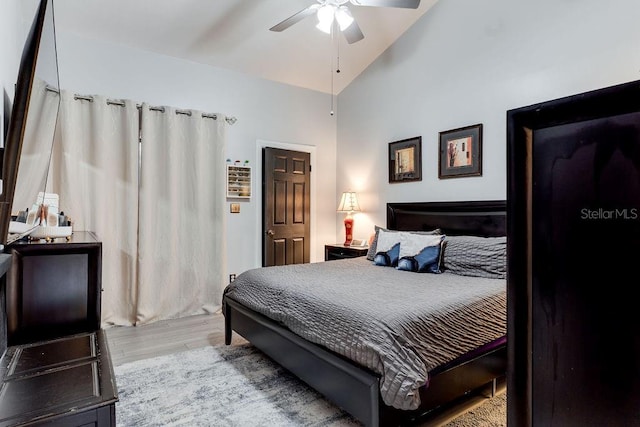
[269,0,421,44]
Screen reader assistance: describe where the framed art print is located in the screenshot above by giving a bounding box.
[438,124,483,179]
[389,136,422,183]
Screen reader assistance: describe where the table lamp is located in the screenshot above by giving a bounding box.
[337,191,361,246]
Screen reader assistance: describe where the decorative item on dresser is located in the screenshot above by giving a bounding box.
[224,200,507,427]
[325,244,368,261]
[337,191,361,246]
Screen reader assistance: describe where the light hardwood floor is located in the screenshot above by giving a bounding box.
[105,312,246,367]
[105,313,505,426]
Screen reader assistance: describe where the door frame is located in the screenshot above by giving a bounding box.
[507,79,640,427]
[255,139,317,266]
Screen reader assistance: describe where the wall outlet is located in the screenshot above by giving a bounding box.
[229,274,236,282]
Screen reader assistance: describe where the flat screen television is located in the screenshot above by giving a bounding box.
[1,0,60,248]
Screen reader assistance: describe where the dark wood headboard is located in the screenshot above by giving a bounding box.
[387,200,506,237]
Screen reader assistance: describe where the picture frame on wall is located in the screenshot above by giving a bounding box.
[438,124,483,179]
[389,136,422,183]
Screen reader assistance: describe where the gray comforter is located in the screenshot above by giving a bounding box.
[222,257,506,410]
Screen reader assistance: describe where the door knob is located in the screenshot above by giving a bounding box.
[266,229,275,237]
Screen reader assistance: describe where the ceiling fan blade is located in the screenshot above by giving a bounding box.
[269,4,320,32]
[343,19,365,44]
[350,0,420,9]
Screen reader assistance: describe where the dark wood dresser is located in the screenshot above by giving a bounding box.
[0,231,117,426]
[5,231,102,346]
[0,330,117,426]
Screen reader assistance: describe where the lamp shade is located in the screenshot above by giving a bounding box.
[337,191,361,213]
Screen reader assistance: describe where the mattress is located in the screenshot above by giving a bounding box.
[222,257,506,410]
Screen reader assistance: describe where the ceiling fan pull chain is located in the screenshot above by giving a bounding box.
[336,28,341,74]
[330,20,335,116]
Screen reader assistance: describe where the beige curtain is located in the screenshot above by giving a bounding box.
[45,95,227,326]
[136,104,227,324]
[50,91,140,325]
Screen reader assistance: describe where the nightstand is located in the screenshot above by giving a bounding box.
[324,244,368,261]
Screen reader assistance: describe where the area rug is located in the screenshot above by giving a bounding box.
[114,344,505,426]
[443,393,506,427]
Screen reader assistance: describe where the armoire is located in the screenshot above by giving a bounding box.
[507,79,640,425]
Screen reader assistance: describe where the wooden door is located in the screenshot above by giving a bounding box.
[508,80,640,427]
[262,147,311,266]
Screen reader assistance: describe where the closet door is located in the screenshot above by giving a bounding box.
[507,80,640,427]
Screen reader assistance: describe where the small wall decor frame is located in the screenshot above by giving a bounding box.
[439,124,483,179]
[226,164,251,198]
[388,136,422,183]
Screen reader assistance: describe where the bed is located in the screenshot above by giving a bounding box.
[223,200,507,426]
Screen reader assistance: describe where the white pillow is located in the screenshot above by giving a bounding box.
[398,233,444,258]
[375,229,402,253]
[377,229,444,257]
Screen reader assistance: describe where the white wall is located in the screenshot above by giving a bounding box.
[337,0,640,240]
[52,31,337,276]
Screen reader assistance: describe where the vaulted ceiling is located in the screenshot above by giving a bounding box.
[53,0,438,94]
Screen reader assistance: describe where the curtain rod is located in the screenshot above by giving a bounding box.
[45,86,237,125]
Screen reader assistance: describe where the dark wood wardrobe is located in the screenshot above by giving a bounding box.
[507,79,640,426]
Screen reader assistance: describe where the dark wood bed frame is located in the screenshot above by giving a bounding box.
[224,200,507,427]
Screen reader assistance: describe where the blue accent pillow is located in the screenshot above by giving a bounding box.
[374,242,400,267]
[397,244,443,273]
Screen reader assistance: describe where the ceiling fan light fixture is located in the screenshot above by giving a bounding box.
[335,6,354,31]
[316,4,336,34]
